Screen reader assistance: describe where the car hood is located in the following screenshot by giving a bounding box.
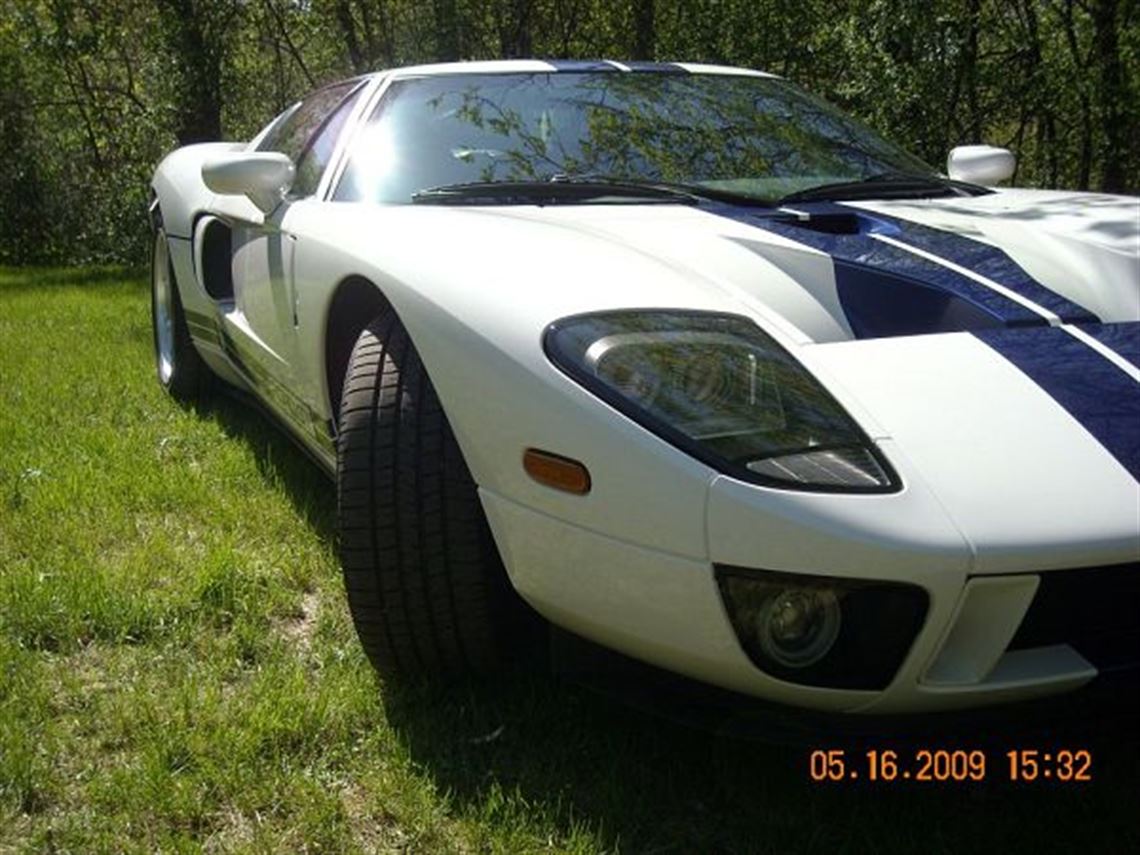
[464,188,1138,344]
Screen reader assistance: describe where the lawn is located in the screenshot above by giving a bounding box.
[0,267,1136,853]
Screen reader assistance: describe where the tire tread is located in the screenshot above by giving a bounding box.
[336,310,519,677]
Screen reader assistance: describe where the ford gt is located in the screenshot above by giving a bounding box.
[149,60,1140,714]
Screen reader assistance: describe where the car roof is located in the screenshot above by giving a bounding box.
[366,59,777,80]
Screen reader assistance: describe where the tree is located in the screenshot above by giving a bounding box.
[1,0,1136,266]
[153,0,240,145]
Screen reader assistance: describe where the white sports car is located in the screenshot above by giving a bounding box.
[149,60,1140,714]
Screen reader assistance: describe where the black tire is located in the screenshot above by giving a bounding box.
[151,226,210,401]
[336,310,528,677]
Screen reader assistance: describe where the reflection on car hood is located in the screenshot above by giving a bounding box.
[848,189,1140,322]
[471,188,1138,345]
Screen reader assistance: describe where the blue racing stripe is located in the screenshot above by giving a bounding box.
[708,203,1044,335]
[869,215,1098,323]
[704,201,1099,338]
[761,215,1045,327]
[832,260,1009,338]
[975,326,1140,480]
[1075,322,1140,370]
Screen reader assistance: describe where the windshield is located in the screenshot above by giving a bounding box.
[335,72,934,205]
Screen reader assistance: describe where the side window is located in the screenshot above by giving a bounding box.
[256,81,356,164]
[249,102,300,151]
[291,84,366,198]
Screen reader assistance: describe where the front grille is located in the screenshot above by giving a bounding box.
[1008,562,1140,673]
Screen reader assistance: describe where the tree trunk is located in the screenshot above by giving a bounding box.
[433,0,460,61]
[632,0,655,60]
[498,0,534,59]
[962,0,982,142]
[335,0,366,74]
[1090,0,1129,192]
[1059,0,1093,189]
[154,0,229,145]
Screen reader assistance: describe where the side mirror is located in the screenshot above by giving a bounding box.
[202,152,295,213]
[946,145,1016,186]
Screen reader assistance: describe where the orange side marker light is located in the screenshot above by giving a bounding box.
[523,448,591,495]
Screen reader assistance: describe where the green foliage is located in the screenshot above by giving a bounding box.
[0,1,1137,266]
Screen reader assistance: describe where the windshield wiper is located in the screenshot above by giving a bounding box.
[412,175,776,207]
[778,172,989,205]
[412,178,703,205]
[551,173,773,207]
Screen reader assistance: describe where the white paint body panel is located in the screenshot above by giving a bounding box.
[807,333,1140,573]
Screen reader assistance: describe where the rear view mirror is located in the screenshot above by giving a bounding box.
[202,152,295,213]
[946,145,1016,186]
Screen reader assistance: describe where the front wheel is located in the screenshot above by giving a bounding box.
[151,227,210,400]
[336,310,533,678]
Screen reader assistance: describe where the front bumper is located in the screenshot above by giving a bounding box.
[481,468,1138,714]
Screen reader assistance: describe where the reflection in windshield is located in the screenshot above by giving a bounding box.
[335,72,933,204]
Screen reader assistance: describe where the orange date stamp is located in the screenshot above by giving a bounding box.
[808,748,1093,783]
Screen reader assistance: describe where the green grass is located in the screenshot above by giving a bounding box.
[0,266,1136,853]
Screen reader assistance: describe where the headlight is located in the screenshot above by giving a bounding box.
[544,311,898,492]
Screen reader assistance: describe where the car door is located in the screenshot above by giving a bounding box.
[220,81,366,430]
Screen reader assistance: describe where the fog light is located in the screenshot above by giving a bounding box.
[757,588,841,668]
[716,566,929,690]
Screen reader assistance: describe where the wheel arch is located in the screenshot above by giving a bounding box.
[148,187,164,233]
[324,274,393,421]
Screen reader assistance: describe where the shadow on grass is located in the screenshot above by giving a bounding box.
[188,384,1139,853]
[379,662,1139,852]
[183,388,335,541]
